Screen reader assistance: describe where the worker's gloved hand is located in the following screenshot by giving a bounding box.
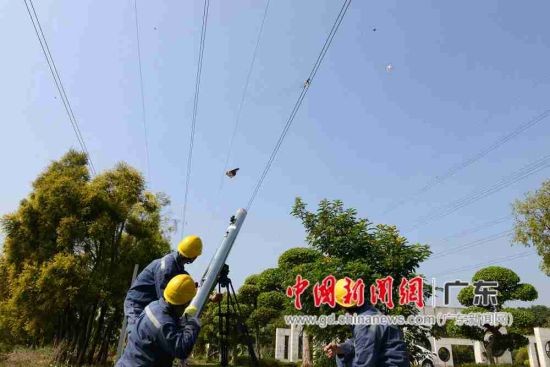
[184,305,198,317]
[178,314,200,328]
[183,314,201,328]
[178,305,200,328]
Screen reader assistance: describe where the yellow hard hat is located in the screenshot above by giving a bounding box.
[177,235,203,259]
[335,278,357,308]
[163,274,197,305]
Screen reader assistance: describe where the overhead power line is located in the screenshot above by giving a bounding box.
[409,154,550,230]
[439,215,512,242]
[133,0,151,182]
[182,0,210,233]
[23,0,96,175]
[217,0,271,194]
[246,0,352,211]
[430,229,513,260]
[384,109,550,214]
[431,251,533,277]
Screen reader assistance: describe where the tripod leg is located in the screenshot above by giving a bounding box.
[219,282,229,367]
[227,280,259,367]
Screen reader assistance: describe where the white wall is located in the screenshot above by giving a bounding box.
[275,328,290,361]
[275,324,303,362]
[534,328,550,367]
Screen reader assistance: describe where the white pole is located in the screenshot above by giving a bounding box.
[187,208,247,317]
[115,264,140,361]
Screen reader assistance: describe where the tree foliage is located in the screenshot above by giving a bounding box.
[194,265,288,363]
[0,150,171,365]
[513,179,550,275]
[290,198,432,363]
[192,198,432,365]
[453,266,538,365]
[520,305,550,328]
[196,198,432,364]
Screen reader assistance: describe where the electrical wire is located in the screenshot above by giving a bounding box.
[182,0,210,233]
[246,0,352,211]
[409,154,550,230]
[133,0,151,182]
[431,251,533,277]
[384,109,550,215]
[439,215,512,242]
[430,229,513,260]
[23,0,96,175]
[217,0,272,195]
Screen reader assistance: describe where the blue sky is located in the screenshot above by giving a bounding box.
[1,0,549,307]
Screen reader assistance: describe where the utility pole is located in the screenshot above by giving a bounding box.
[115,264,139,361]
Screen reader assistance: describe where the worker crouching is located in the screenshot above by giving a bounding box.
[124,235,203,332]
[116,274,201,367]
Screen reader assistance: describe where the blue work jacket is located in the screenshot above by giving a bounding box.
[116,298,200,367]
[124,252,189,324]
[336,305,409,367]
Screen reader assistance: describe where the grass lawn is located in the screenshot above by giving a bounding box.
[0,348,246,367]
[0,346,55,367]
[0,346,111,367]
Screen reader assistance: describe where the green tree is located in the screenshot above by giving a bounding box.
[193,268,286,364]
[230,248,322,365]
[195,294,256,363]
[450,266,538,365]
[0,150,171,365]
[194,199,432,366]
[513,346,530,366]
[242,268,287,360]
[524,305,550,327]
[513,179,550,275]
[290,198,432,365]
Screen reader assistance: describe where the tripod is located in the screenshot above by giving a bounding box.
[217,264,259,367]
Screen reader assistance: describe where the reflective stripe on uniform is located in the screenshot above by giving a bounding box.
[145,305,161,329]
[161,257,166,271]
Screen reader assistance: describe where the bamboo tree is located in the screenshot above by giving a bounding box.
[0,150,171,366]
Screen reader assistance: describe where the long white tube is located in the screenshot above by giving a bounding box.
[188,208,247,317]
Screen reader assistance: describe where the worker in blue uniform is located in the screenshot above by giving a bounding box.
[116,273,200,367]
[124,235,203,332]
[324,278,410,367]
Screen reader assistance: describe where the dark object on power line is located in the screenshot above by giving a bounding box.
[226,168,239,178]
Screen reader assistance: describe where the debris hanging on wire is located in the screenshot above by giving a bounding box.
[225,168,239,178]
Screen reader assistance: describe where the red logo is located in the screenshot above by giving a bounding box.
[286,275,310,310]
[399,276,425,308]
[370,276,395,309]
[313,275,337,308]
[342,276,365,307]
[286,274,425,310]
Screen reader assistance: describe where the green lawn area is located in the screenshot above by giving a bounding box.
[0,346,109,367]
[0,347,249,367]
[0,347,55,367]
